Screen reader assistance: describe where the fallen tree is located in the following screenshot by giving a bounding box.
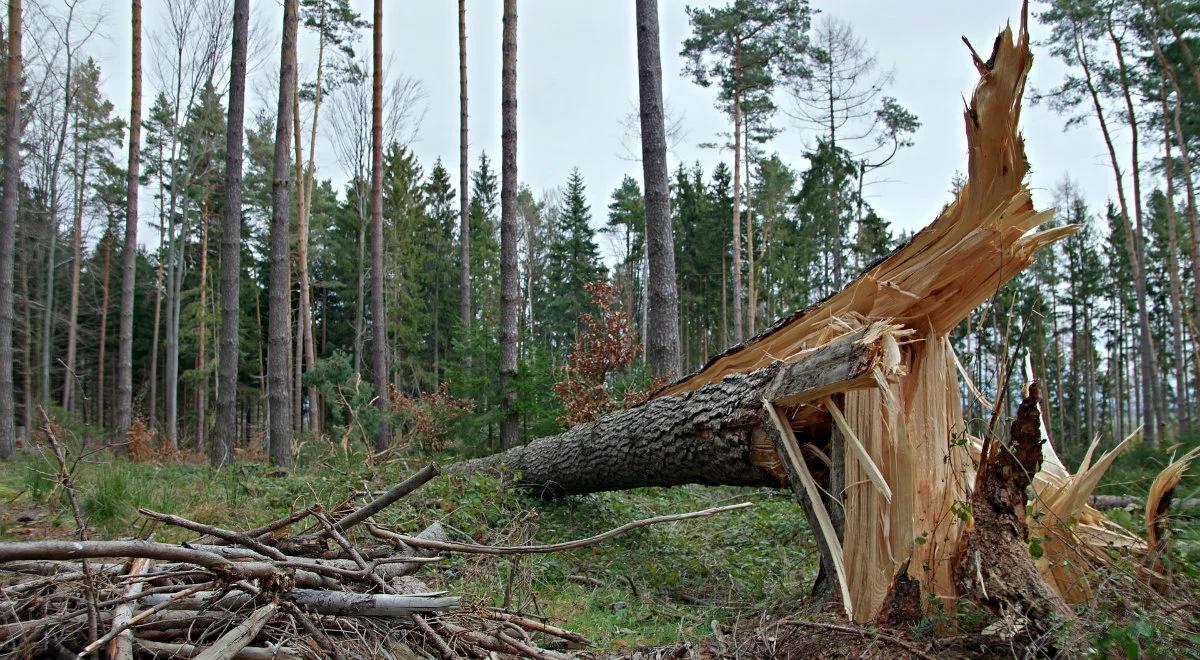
[459,2,1187,628]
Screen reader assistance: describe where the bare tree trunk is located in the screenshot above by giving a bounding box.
[63,122,91,413]
[147,216,164,429]
[212,0,249,467]
[498,0,519,450]
[458,0,470,331]
[730,59,744,345]
[97,229,112,429]
[115,0,143,442]
[1151,35,1200,420]
[635,0,680,380]
[268,0,298,465]
[369,0,388,453]
[1107,23,1164,440]
[1074,28,1158,442]
[1161,85,1190,436]
[196,206,209,453]
[297,4,330,439]
[41,33,74,410]
[745,121,756,336]
[0,0,22,459]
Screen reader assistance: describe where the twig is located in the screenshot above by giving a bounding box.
[39,406,99,645]
[480,610,592,646]
[369,502,753,555]
[411,612,459,659]
[138,508,288,560]
[79,581,216,657]
[318,464,439,538]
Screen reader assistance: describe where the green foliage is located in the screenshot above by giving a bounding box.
[305,350,382,451]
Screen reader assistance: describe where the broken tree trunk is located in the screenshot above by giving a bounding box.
[954,382,1071,637]
[459,325,899,497]
[456,2,1155,625]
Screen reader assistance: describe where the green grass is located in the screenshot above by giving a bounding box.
[5,429,1198,652]
[0,447,815,650]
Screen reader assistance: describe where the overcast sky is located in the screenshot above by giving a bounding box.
[81,0,1127,257]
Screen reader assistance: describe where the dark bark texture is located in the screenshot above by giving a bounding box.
[268,0,298,465]
[953,381,1071,638]
[458,0,470,330]
[115,0,142,442]
[0,0,21,459]
[369,0,388,452]
[498,0,519,449]
[457,328,881,497]
[635,0,681,380]
[212,0,250,467]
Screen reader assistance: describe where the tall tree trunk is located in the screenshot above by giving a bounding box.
[1161,84,1190,436]
[147,211,164,429]
[636,0,680,380]
[458,0,470,331]
[115,0,143,441]
[1150,36,1200,419]
[730,56,744,345]
[745,121,756,336]
[499,0,519,450]
[268,0,298,465]
[295,2,329,439]
[41,37,73,410]
[63,124,90,412]
[196,207,209,452]
[1074,27,1158,442]
[97,228,112,429]
[212,0,249,467]
[0,0,22,459]
[369,0,388,453]
[1107,22,1164,440]
[353,201,365,375]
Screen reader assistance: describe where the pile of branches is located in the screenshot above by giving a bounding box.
[1,445,748,659]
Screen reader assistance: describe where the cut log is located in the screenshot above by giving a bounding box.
[456,324,897,496]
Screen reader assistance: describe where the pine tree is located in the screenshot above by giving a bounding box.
[543,169,605,348]
[115,0,143,444]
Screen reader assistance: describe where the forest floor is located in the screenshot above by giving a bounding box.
[2,432,1199,657]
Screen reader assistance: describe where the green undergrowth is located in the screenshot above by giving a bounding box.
[0,446,815,650]
[5,431,1200,652]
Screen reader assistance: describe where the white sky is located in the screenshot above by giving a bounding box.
[80,0,1128,256]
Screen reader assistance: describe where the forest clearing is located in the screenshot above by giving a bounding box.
[2,0,1200,657]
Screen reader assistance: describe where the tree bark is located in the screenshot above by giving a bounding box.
[499,0,519,450]
[269,0,298,465]
[953,382,1071,641]
[635,0,681,380]
[1160,84,1190,436]
[458,0,470,331]
[457,327,885,496]
[730,57,744,345]
[62,118,91,413]
[1107,21,1164,440]
[213,0,250,467]
[115,0,142,442]
[369,0,388,453]
[0,0,22,459]
[1073,27,1158,442]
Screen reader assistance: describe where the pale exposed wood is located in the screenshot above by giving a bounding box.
[764,400,852,619]
[193,603,279,660]
[821,396,891,502]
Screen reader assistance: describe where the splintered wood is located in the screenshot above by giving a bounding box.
[656,3,1158,624]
